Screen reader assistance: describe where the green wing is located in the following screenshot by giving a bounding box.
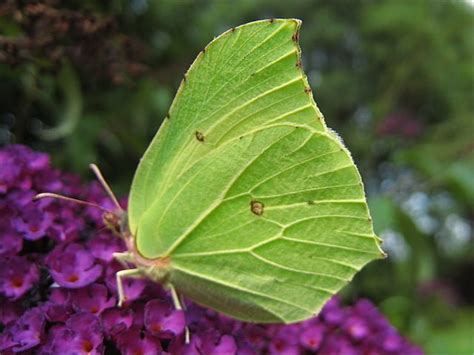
[129,19,384,323]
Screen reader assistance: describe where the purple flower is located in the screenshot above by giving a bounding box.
[0,228,23,256]
[0,149,21,193]
[269,335,299,355]
[319,333,360,355]
[183,332,237,355]
[0,307,45,352]
[105,261,146,304]
[300,322,325,351]
[354,298,385,323]
[101,307,134,338]
[0,298,23,327]
[144,299,186,337]
[72,283,115,315]
[87,232,126,262]
[130,302,149,330]
[41,313,104,354]
[42,288,74,322]
[7,189,38,207]
[0,145,51,193]
[380,329,405,353]
[12,204,54,240]
[0,256,40,299]
[0,202,23,256]
[116,327,162,355]
[321,296,346,325]
[241,324,268,351]
[204,334,237,355]
[45,243,103,288]
[33,168,64,193]
[0,145,33,192]
[343,315,369,341]
[267,325,300,355]
[43,202,85,243]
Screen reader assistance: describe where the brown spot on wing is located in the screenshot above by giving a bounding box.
[195,131,205,142]
[250,200,264,216]
[292,30,300,42]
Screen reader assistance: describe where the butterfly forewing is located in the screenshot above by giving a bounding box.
[128,19,384,323]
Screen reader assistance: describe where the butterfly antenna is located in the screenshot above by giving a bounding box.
[34,192,110,212]
[89,164,123,211]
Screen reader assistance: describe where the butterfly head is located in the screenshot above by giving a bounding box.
[103,209,128,237]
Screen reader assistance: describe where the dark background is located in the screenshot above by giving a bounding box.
[1,0,473,352]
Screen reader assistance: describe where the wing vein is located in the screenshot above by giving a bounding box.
[253,183,362,199]
[207,76,302,138]
[279,236,380,255]
[163,128,296,255]
[172,264,314,314]
[266,199,366,210]
[203,23,289,108]
[250,251,349,282]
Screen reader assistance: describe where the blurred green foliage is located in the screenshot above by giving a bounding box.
[1,0,473,351]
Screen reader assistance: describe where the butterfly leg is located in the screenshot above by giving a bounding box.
[113,251,134,268]
[116,268,142,307]
[170,284,190,344]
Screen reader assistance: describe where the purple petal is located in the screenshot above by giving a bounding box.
[12,205,54,240]
[300,323,325,351]
[116,327,162,355]
[241,324,268,350]
[0,228,23,256]
[130,302,146,328]
[343,315,369,341]
[381,330,405,352]
[0,299,23,327]
[72,283,115,315]
[40,282,73,322]
[101,307,134,338]
[46,243,102,288]
[87,232,126,262]
[144,299,185,337]
[49,287,71,305]
[40,313,104,354]
[185,331,238,355]
[319,333,360,355]
[207,335,237,355]
[67,313,104,354]
[43,301,74,323]
[105,261,146,304]
[321,296,347,325]
[269,336,300,355]
[0,307,45,352]
[0,256,40,299]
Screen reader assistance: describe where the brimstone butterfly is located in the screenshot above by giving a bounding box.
[37,19,385,325]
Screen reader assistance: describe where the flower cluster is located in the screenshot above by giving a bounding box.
[0,144,423,354]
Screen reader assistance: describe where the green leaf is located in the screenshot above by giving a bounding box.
[128,19,384,323]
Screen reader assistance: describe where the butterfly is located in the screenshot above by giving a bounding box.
[37,18,384,326]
